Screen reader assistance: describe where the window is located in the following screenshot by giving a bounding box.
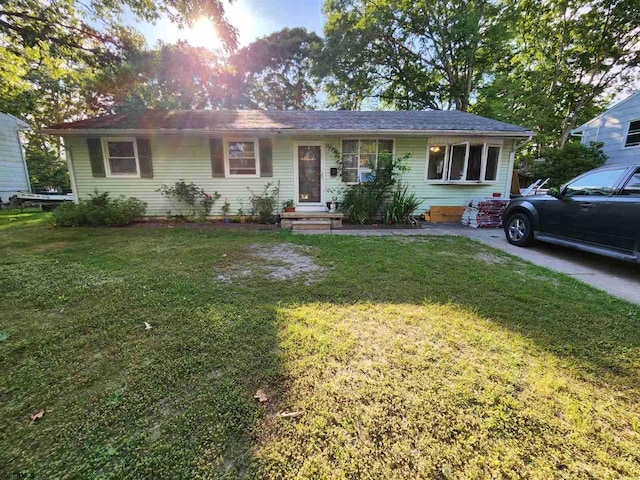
[103,138,139,176]
[485,146,500,181]
[625,120,640,147]
[341,139,394,183]
[564,168,627,196]
[226,139,259,176]
[426,145,448,180]
[426,142,501,183]
[622,168,640,196]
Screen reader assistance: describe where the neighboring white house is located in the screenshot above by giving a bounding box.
[0,112,30,201]
[571,91,640,165]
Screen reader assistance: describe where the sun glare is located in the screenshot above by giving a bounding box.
[181,17,223,50]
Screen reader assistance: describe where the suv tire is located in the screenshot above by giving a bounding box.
[505,212,534,247]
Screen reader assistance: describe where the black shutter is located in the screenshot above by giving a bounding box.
[136,138,153,178]
[87,138,105,177]
[210,138,225,177]
[259,138,273,177]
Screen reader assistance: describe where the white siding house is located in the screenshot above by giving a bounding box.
[44,110,533,217]
[0,112,30,201]
[572,91,640,165]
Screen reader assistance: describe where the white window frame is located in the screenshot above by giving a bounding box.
[102,137,140,178]
[624,119,640,148]
[224,137,260,178]
[425,141,502,184]
[425,144,450,181]
[447,142,470,182]
[340,138,395,185]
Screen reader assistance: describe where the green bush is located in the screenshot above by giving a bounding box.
[53,191,147,227]
[157,180,220,221]
[339,152,414,224]
[531,141,607,187]
[248,183,279,224]
[383,185,420,225]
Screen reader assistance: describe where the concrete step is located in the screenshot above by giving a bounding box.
[291,220,332,231]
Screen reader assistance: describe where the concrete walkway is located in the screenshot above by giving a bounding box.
[302,224,640,305]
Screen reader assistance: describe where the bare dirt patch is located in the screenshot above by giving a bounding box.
[475,251,507,265]
[215,243,329,285]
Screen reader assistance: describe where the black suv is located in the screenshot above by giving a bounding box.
[503,164,640,263]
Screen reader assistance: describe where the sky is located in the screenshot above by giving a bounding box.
[138,0,325,49]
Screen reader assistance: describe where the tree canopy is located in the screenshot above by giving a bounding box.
[1,0,639,189]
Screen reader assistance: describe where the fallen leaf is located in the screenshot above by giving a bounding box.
[144,322,153,331]
[278,411,304,418]
[254,390,268,403]
[30,409,45,423]
[222,254,228,258]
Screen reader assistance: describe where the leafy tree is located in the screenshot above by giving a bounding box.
[317,0,508,110]
[223,28,323,109]
[530,142,607,187]
[474,0,640,148]
[92,42,224,111]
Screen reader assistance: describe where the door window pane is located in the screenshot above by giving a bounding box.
[427,146,446,180]
[448,144,467,181]
[466,145,483,181]
[485,146,500,181]
[378,140,393,154]
[564,168,626,196]
[622,169,640,196]
[298,146,321,203]
[342,140,358,153]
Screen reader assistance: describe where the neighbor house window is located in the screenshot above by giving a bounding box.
[103,138,139,176]
[625,120,640,147]
[341,139,394,183]
[426,142,501,183]
[225,139,259,176]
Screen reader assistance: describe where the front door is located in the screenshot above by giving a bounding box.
[295,143,324,208]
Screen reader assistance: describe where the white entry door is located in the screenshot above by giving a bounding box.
[294,143,324,208]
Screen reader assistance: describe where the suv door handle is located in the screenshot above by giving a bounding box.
[580,202,595,209]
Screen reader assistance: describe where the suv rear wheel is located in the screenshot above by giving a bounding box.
[505,213,534,247]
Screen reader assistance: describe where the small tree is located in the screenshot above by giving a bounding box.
[531,141,607,187]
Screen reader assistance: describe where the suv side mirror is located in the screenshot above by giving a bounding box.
[548,187,561,198]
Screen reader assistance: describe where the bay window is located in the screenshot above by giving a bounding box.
[426,142,501,183]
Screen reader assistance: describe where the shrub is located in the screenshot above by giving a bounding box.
[157,180,221,221]
[248,183,279,224]
[383,184,421,225]
[530,141,607,187]
[338,152,413,224]
[54,191,146,227]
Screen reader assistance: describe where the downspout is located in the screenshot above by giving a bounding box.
[62,137,79,204]
[504,135,533,198]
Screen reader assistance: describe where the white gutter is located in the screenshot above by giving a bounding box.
[43,128,535,138]
[62,138,79,204]
[505,135,533,198]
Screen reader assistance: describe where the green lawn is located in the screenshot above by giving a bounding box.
[1,210,639,479]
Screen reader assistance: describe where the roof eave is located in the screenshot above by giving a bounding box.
[43,127,535,138]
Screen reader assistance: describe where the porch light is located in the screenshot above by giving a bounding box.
[430,146,441,153]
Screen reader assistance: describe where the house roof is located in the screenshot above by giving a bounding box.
[572,90,640,135]
[44,109,534,137]
[0,112,29,129]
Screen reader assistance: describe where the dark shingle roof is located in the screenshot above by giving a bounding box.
[45,109,533,135]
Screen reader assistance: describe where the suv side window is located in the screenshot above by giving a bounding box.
[621,168,640,196]
[564,168,627,196]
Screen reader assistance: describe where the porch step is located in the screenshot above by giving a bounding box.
[291,220,332,232]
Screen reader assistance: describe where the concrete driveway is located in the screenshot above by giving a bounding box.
[320,224,640,305]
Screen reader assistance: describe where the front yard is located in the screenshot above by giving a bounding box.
[1,210,639,479]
